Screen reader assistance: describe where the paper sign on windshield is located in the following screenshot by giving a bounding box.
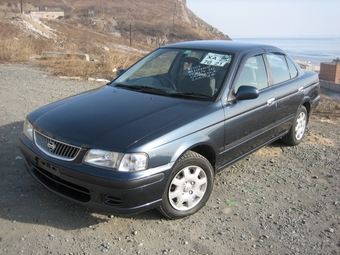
[201,53,231,67]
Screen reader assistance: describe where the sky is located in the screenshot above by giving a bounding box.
[186,0,340,38]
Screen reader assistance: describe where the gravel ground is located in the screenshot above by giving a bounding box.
[1,63,339,255]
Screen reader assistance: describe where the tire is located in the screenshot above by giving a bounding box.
[158,150,214,219]
[282,105,308,146]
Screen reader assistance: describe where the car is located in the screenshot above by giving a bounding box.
[19,40,320,219]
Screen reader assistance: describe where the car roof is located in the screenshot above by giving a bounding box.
[162,40,282,54]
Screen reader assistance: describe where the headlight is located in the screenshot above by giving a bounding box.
[84,149,123,169]
[119,153,148,172]
[83,149,148,172]
[23,118,34,141]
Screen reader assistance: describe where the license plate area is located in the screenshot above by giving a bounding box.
[37,158,60,177]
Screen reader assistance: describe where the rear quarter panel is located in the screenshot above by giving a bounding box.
[275,70,319,136]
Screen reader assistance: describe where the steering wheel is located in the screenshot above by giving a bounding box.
[154,75,177,90]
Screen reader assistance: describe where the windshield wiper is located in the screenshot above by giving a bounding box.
[115,84,212,99]
[115,84,168,95]
[169,92,212,99]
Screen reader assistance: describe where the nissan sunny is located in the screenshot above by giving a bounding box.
[19,40,320,219]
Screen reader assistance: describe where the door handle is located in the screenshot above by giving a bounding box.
[298,87,304,92]
[267,98,275,105]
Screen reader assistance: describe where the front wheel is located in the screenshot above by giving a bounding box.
[282,105,308,146]
[158,151,214,219]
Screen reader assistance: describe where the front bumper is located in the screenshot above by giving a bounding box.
[18,134,173,215]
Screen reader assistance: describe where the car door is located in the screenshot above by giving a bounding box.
[265,52,304,136]
[220,53,277,166]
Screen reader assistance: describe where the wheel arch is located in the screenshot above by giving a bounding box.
[190,145,216,172]
[301,99,311,123]
[170,137,218,174]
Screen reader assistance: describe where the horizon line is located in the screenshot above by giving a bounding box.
[232,36,340,39]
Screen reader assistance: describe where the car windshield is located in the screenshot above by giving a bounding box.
[110,48,233,100]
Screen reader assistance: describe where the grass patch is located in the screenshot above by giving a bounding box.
[224,201,237,206]
[253,199,260,204]
[248,185,257,191]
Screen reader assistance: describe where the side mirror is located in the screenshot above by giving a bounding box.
[235,86,259,100]
[117,68,125,76]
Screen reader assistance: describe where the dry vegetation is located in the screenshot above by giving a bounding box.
[314,95,340,118]
[0,21,54,62]
[44,50,143,80]
[0,20,144,79]
[1,0,228,79]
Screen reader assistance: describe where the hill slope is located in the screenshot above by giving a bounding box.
[0,0,230,77]
[1,0,229,47]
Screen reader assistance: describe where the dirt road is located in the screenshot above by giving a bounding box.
[1,63,339,254]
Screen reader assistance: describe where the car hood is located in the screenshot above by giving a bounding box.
[29,86,210,151]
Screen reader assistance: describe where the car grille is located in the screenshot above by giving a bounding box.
[34,130,81,161]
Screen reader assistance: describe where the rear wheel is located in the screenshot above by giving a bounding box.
[158,150,214,219]
[282,105,308,146]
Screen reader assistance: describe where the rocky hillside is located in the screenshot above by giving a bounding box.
[0,0,231,78]
[1,0,230,50]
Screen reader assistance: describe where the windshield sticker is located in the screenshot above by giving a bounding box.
[188,65,217,81]
[183,50,192,55]
[201,53,232,67]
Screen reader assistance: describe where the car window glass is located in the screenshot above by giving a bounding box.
[266,53,290,84]
[177,51,232,96]
[129,51,178,79]
[234,55,268,93]
[113,48,233,99]
[287,58,298,79]
[180,51,205,74]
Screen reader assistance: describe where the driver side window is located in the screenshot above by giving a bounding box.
[234,55,268,93]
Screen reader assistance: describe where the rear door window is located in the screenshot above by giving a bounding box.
[287,58,298,79]
[266,53,292,85]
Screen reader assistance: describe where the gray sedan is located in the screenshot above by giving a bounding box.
[19,40,320,219]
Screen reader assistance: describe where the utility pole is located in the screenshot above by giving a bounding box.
[173,2,177,32]
[20,0,23,14]
[130,23,132,47]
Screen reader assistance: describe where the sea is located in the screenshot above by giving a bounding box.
[233,37,340,66]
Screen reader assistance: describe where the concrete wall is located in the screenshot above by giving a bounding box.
[30,11,64,20]
[320,62,340,84]
[320,80,340,93]
[42,52,90,61]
